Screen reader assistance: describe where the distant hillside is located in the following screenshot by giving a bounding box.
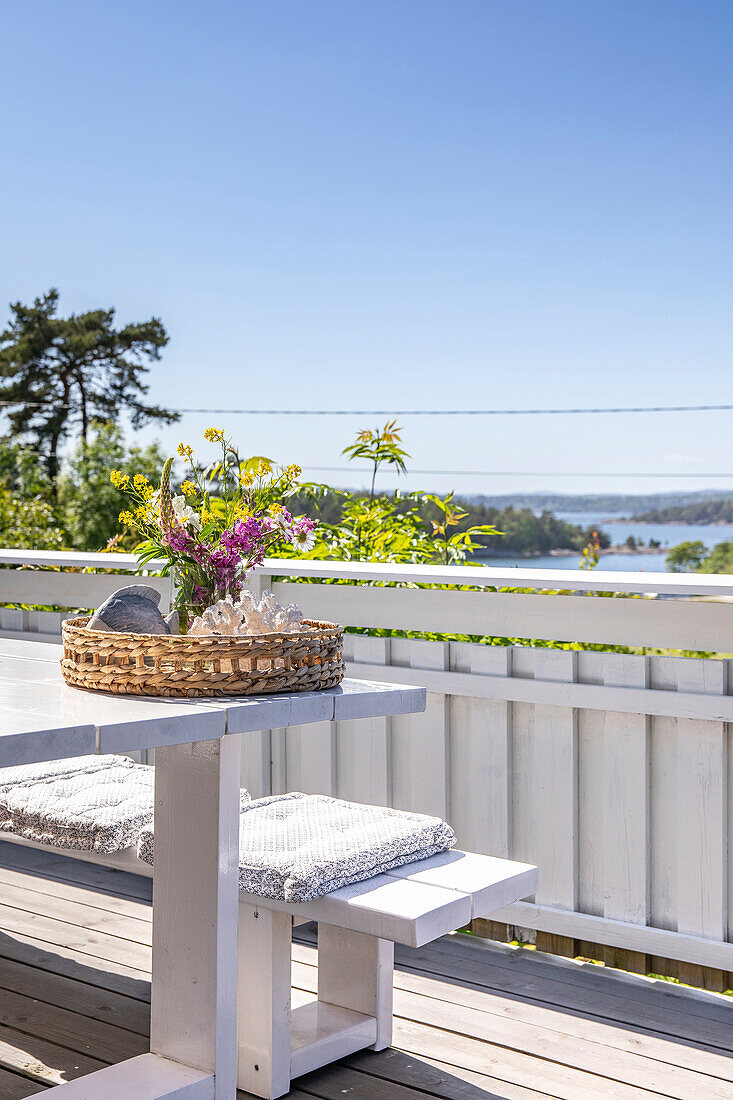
[468,490,733,515]
[632,499,733,525]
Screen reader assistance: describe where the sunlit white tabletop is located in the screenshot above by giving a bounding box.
[0,636,425,764]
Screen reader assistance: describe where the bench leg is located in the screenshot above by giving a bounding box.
[237,903,292,1099]
[317,924,394,1050]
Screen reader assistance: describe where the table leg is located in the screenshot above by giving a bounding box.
[150,735,242,1099]
[31,734,242,1100]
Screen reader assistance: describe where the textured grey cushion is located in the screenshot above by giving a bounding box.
[138,792,456,902]
[0,755,155,854]
[0,755,252,856]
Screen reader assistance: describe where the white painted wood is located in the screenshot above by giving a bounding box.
[35,1053,215,1099]
[237,903,292,1099]
[241,729,272,797]
[10,546,733,596]
[239,875,471,948]
[383,850,538,919]
[150,735,242,1099]
[317,924,393,1049]
[390,639,449,818]
[533,651,578,912]
[285,721,335,795]
[492,899,733,972]
[346,658,733,721]
[576,651,606,918]
[676,659,728,943]
[603,654,650,927]
[0,567,171,610]
[334,641,392,806]
[273,581,733,652]
[449,644,511,856]
[289,999,378,1078]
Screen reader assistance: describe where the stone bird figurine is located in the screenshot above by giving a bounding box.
[88,585,179,635]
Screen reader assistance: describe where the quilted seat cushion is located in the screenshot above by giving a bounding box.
[0,755,155,854]
[138,791,456,903]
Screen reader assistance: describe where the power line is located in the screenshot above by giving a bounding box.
[2,401,733,416]
[302,466,733,479]
[167,404,733,416]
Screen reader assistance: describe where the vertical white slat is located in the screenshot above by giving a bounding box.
[390,638,449,818]
[270,728,287,796]
[532,649,578,911]
[336,636,391,805]
[575,651,607,918]
[603,653,650,927]
[676,658,727,943]
[285,722,335,795]
[241,730,272,799]
[649,656,679,934]
[449,643,511,857]
[150,734,241,1097]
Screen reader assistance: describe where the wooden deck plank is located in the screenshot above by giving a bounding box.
[393,935,733,1041]
[0,956,149,1036]
[345,1047,562,1099]
[0,1065,47,1097]
[0,1023,107,1087]
[0,848,731,1100]
[0,862,153,923]
[290,947,733,1083]
[0,880,152,945]
[0,927,150,995]
[290,952,733,1099]
[0,842,152,903]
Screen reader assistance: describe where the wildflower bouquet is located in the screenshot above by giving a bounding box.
[111,428,317,628]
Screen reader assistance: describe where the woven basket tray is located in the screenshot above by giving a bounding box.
[61,616,345,698]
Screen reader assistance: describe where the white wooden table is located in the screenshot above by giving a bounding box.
[0,639,425,1100]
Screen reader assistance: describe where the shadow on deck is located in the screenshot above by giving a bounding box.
[0,843,730,1099]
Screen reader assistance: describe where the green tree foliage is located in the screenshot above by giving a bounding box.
[636,499,733,524]
[0,289,179,486]
[696,541,733,573]
[57,422,166,551]
[0,487,64,550]
[666,540,709,572]
[284,424,497,564]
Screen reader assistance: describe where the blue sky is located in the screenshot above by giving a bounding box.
[1,0,731,497]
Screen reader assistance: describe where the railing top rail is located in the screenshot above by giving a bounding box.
[1,548,732,598]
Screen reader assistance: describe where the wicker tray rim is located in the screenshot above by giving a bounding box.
[62,615,341,644]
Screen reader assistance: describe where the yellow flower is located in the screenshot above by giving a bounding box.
[269,502,284,515]
[204,427,225,444]
[133,473,149,491]
[284,463,302,481]
[135,506,148,520]
[200,508,213,525]
[257,459,273,477]
[242,471,255,488]
[118,510,135,525]
[110,470,130,488]
[177,443,194,459]
[142,487,155,501]
[181,480,196,496]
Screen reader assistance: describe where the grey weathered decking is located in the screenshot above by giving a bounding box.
[0,844,730,1099]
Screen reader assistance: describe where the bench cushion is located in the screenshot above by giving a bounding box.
[138,792,456,902]
[0,755,155,854]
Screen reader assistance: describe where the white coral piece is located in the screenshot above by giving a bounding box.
[187,590,304,637]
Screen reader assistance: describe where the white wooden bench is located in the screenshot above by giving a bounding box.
[0,830,536,1097]
[236,848,536,1097]
[0,759,537,1099]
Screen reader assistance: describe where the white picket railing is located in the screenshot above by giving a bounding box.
[1,549,732,973]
